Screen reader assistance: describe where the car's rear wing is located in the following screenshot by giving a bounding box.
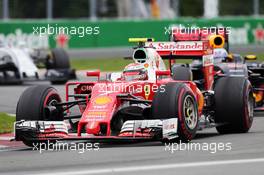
[145,40,212,59]
[146,40,215,90]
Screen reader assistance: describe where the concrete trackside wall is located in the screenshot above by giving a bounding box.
[0,17,263,49]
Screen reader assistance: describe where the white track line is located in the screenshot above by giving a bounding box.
[0,145,8,152]
[0,137,13,141]
[35,158,264,175]
[0,145,7,149]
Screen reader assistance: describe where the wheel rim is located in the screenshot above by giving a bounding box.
[183,95,198,130]
[48,99,59,107]
[43,90,62,120]
[247,93,254,124]
[44,91,60,107]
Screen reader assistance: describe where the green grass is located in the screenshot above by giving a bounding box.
[0,113,15,134]
[71,58,133,72]
[256,54,264,60]
[70,54,264,72]
[70,58,192,71]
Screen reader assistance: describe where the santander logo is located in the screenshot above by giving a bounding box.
[146,41,203,51]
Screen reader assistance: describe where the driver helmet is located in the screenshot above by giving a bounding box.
[122,63,148,81]
[213,48,228,63]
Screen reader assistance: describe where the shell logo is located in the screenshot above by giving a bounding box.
[93,96,112,105]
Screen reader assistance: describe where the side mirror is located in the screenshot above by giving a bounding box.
[156,70,171,82]
[244,55,257,61]
[156,70,171,76]
[86,70,100,81]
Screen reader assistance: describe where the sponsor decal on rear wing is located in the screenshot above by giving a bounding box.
[145,41,204,51]
[145,41,212,57]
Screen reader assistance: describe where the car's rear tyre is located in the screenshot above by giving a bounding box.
[214,77,254,134]
[171,65,192,81]
[152,82,198,142]
[16,85,63,121]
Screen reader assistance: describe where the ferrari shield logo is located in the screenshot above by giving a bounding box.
[144,84,150,100]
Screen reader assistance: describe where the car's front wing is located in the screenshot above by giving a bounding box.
[14,118,178,143]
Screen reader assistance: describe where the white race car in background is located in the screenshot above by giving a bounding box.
[0,41,76,84]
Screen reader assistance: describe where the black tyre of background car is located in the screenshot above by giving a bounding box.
[47,48,70,84]
[16,85,63,121]
[214,77,254,134]
[171,65,193,81]
[48,48,70,69]
[152,82,199,142]
[51,79,68,85]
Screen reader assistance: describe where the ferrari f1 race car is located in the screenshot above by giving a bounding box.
[14,37,254,147]
[0,41,76,84]
[171,27,264,111]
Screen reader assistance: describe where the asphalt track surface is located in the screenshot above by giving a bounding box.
[0,77,264,175]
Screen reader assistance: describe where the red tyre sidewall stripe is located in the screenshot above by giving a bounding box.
[43,90,61,107]
[243,83,252,129]
[178,87,193,140]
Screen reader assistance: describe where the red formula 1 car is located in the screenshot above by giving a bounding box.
[15,38,253,147]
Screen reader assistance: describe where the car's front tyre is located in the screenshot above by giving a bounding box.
[152,82,199,142]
